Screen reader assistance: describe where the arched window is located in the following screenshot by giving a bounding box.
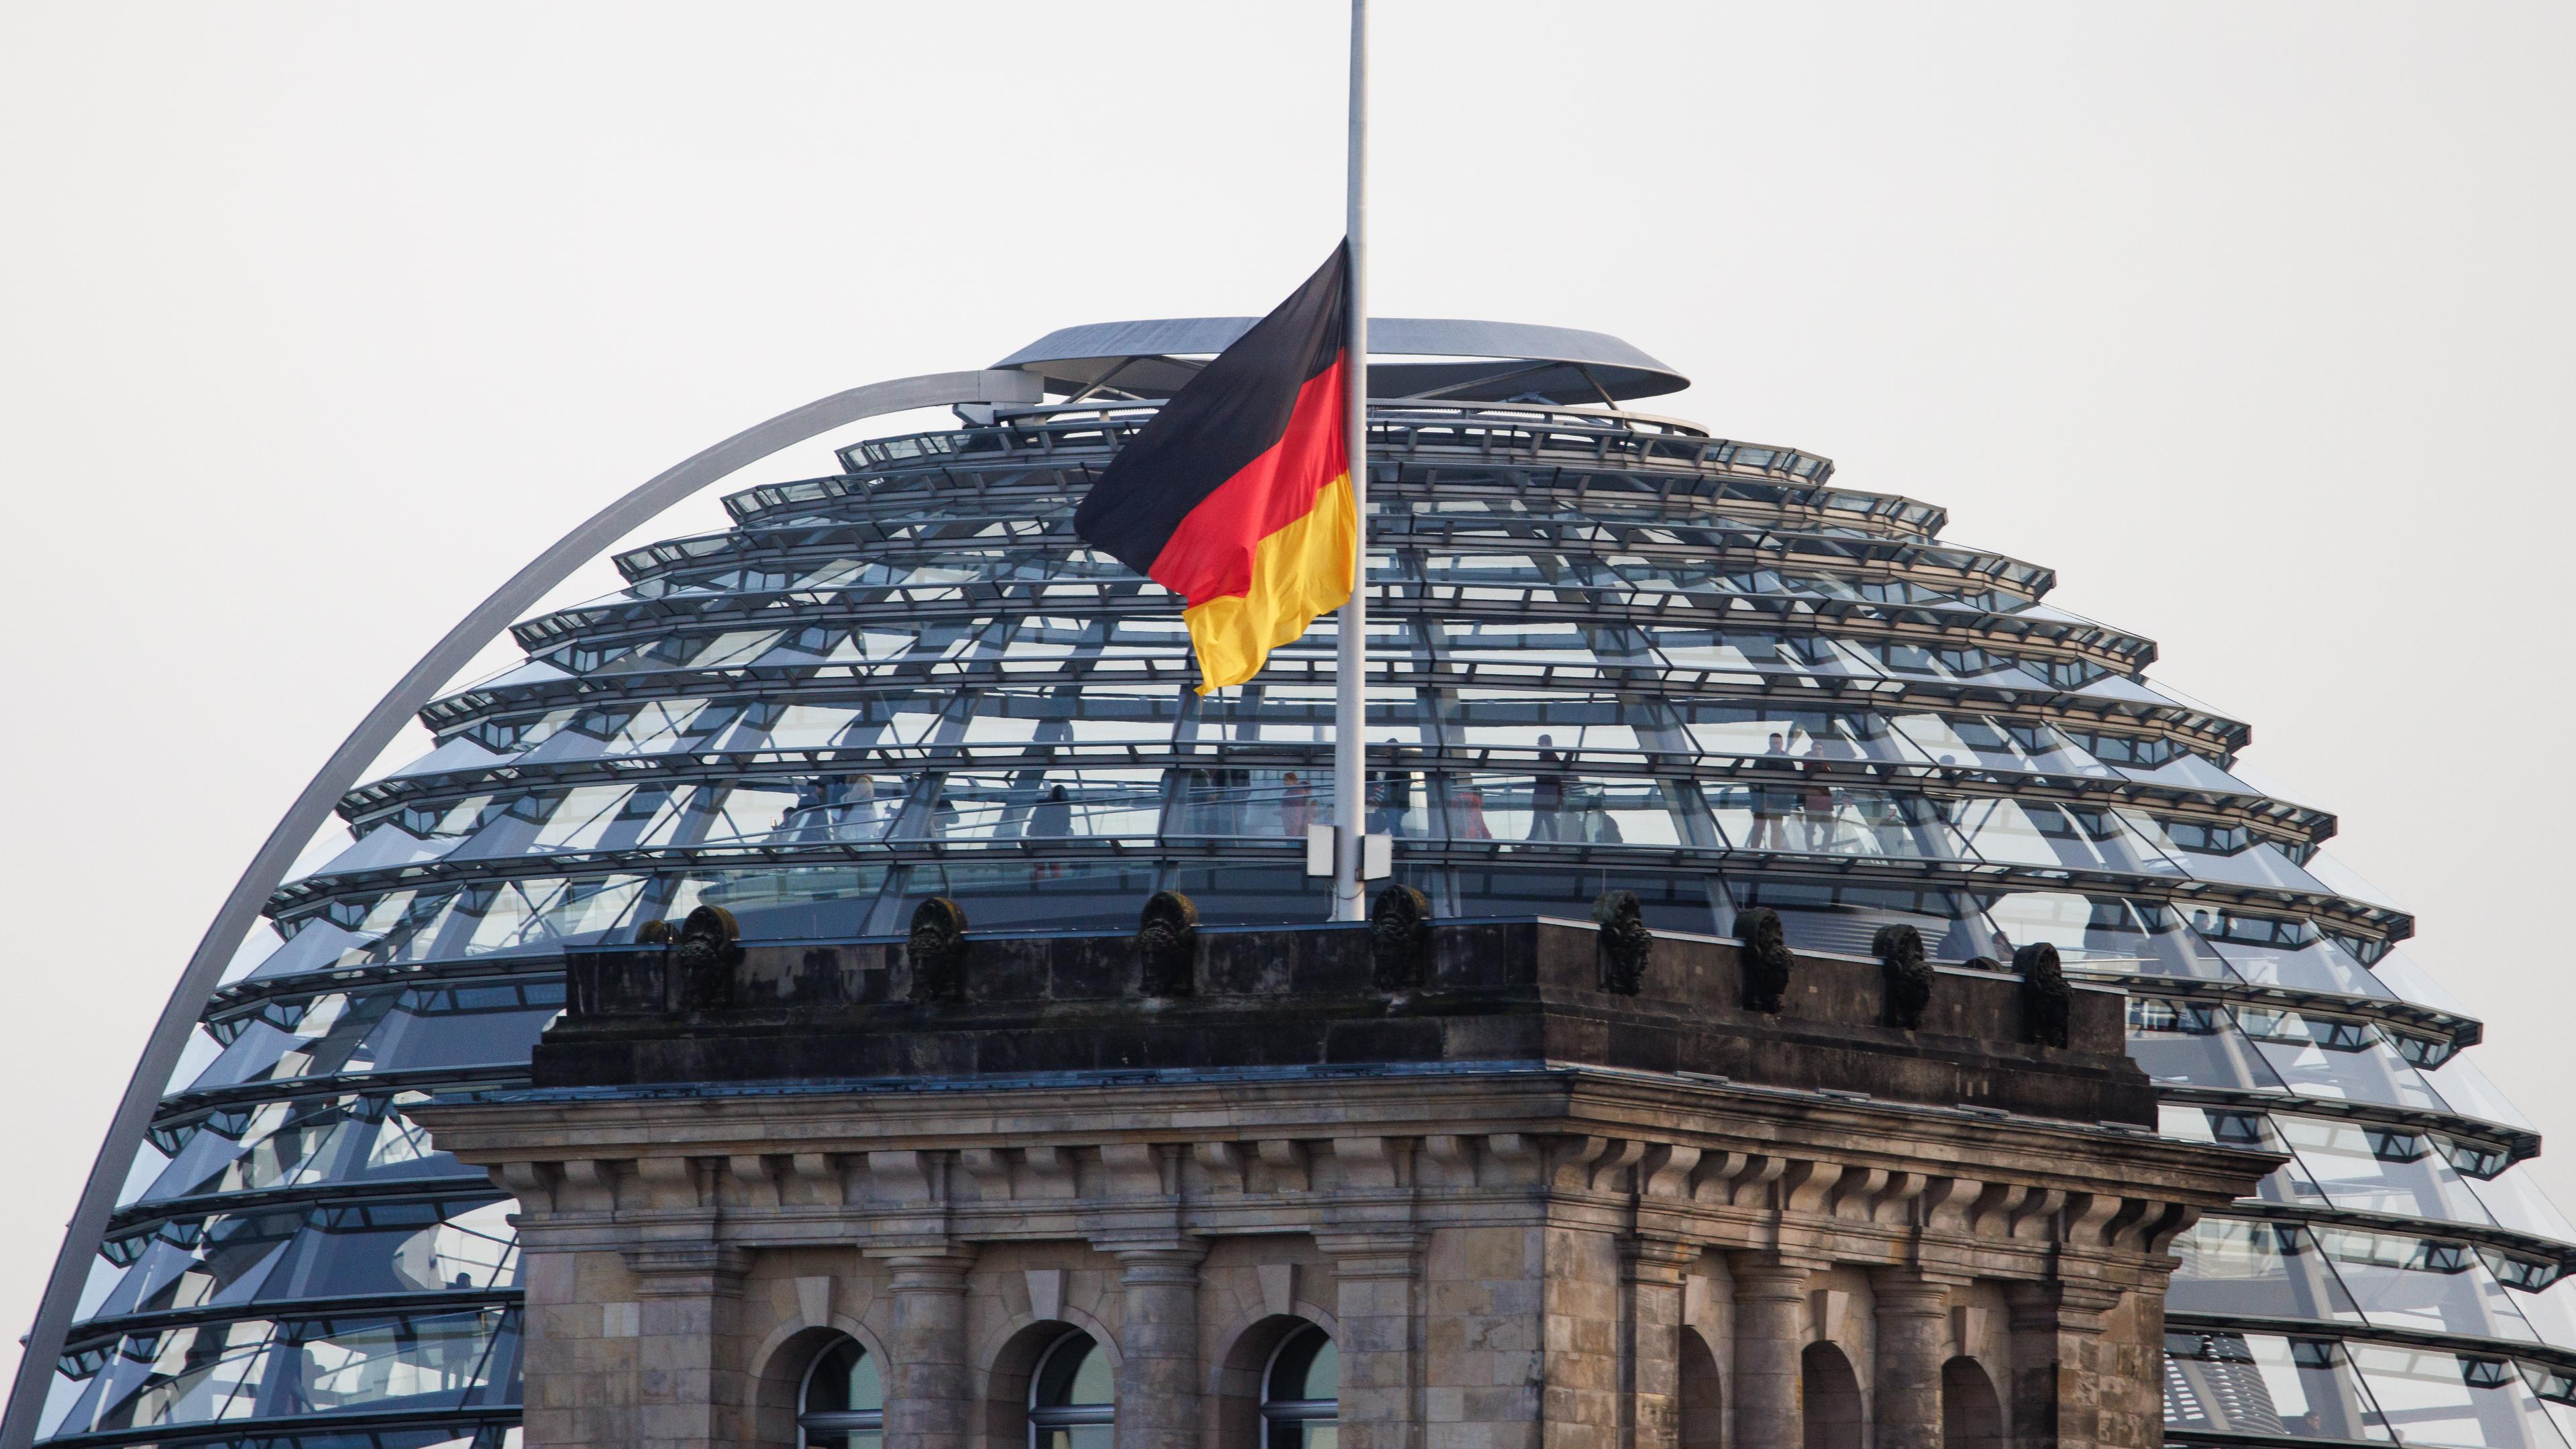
[1942,1356,2004,1449]
[1801,1342,1864,1449]
[799,1337,884,1449]
[1262,1324,1339,1449]
[1678,1329,1723,1449]
[1030,1330,1115,1449]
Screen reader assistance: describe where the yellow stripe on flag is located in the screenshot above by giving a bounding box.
[1180,474,1357,693]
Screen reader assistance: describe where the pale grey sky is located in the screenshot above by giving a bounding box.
[1,0,2569,1385]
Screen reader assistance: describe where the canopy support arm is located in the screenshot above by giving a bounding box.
[0,367,1041,1449]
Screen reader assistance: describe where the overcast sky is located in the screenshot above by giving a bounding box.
[1,1,2569,1385]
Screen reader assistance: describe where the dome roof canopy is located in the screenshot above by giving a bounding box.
[30,369,2575,1449]
[992,316,1689,404]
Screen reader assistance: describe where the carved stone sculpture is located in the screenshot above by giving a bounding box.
[2015,940,2072,1049]
[1593,890,1652,996]
[1369,884,1432,991]
[674,905,741,1012]
[1737,906,1792,1013]
[1136,890,1199,997]
[906,896,969,1004]
[1873,922,1934,1030]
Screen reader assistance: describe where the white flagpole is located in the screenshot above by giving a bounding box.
[1332,0,1369,922]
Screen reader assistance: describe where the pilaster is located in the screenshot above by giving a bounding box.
[622,1244,749,1449]
[1622,1238,1699,1449]
[876,1250,979,1449]
[2005,1281,2114,1449]
[1868,1271,1954,1449]
[1321,1231,1423,1449]
[1727,1256,1813,1449]
[1114,1243,1210,1449]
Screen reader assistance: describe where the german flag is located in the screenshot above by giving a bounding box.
[1074,244,1355,693]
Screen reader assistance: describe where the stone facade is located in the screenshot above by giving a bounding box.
[417,910,2273,1449]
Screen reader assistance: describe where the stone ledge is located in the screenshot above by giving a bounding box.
[537,916,2151,1125]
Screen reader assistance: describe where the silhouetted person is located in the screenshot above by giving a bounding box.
[1029,783,1071,881]
[1799,737,1839,850]
[1368,737,1411,833]
[1281,771,1314,838]
[1748,732,1794,849]
[1531,734,1566,841]
[1030,784,1071,838]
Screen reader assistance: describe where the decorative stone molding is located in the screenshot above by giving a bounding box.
[1874,922,1934,1030]
[1136,891,1199,998]
[1593,889,1654,995]
[906,896,969,1004]
[1368,884,1432,992]
[674,905,743,1012]
[2015,940,2073,1049]
[1736,906,1792,1012]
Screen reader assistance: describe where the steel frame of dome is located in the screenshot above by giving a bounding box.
[15,323,2576,1449]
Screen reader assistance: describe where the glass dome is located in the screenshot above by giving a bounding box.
[29,391,2570,1449]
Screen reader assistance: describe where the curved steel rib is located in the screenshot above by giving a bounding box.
[0,368,1041,1448]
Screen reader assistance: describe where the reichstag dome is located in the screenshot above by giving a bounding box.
[26,321,2576,1449]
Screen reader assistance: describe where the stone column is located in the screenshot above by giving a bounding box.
[2005,1283,2112,1449]
[1322,1232,1422,1449]
[1870,1273,1952,1449]
[882,1252,978,1449]
[1625,1239,1699,1449]
[1115,1245,1208,1449]
[624,1244,749,1449]
[1728,1258,1810,1449]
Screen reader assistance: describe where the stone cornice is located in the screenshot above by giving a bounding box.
[420,1062,2269,1205]
[419,1063,2267,1307]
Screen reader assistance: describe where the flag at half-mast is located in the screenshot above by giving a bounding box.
[1073,244,1355,693]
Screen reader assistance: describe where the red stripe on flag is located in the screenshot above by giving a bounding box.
[1144,355,1350,604]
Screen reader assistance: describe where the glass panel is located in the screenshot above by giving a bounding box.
[1980,892,2182,971]
[2212,936,2394,996]
[2374,949,2474,1015]
[698,780,881,845]
[2126,1002,2289,1094]
[2165,1218,2365,1323]
[900,860,1160,932]
[1645,627,1884,681]
[1670,704,1927,766]
[2239,1014,2447,1110]
[2159,835,2331,894]
[190,980,564,1092]
[667,866,891,941]
[2346,1342,2569,1449]
[1889,712,2111,776]
[2313,1226,2538,1341]
[57,1307,517,1436]
[2163,1331,2391,1441]
[1729,879,1976,960]
[2470,1171,2576,1247]
[1570,776,1692,846]
[2428,1057,2538,1134]
[917,771,1165,843]
[2277,1116,2502,1228]
[1170,769,1334,840]
[93,1197,517,1318]
[801,1334,885,1449]
[1434,691,1655,757]
[1949,800,2153,871]
[1711,785,1962,861]
[2509,1277,2576,1349]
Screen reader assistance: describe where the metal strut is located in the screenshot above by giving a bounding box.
[0,368,1042,1449]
